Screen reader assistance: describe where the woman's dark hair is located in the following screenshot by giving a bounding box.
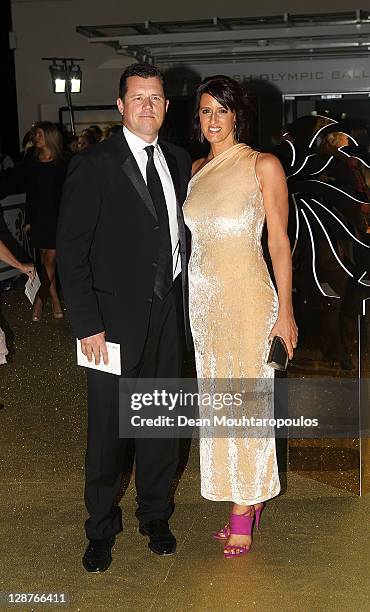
[118,63,165,100]
[192,75,249,144]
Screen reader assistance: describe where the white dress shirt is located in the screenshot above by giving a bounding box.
[123,126,181,279]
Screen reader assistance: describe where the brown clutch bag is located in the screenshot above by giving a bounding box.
[267,336,289,371]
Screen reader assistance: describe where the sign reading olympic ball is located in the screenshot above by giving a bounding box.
[197,59,370,94]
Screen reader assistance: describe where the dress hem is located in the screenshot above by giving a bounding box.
[200,486,281,506]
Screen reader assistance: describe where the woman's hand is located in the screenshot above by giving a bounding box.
[24,224,31,232]
[269,312,298,360]
[19,263,36,280]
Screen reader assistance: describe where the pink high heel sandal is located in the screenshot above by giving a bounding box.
[213,502,264,541]
[212,524,230,541]
[255,502,264,530]
[223,512,254,559]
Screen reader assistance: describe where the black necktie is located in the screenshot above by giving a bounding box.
[144,145,173,299]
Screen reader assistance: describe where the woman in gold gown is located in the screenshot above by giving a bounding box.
[183,76,298,558]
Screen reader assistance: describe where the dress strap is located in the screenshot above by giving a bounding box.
[254,151,263,192]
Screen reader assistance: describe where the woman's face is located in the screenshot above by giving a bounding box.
[198,93,236,146]
[33,128,46,149]
[337,133,349,148]
[327,132,349,150]
[69,139,79,154]
[78,135,89,151]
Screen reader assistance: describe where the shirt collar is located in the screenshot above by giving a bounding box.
[123,125,159,153]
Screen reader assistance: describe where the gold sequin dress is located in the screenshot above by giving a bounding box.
[183,143,281,504]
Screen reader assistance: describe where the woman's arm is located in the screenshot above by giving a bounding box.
[0,240,35,278]
[256,152,298,358]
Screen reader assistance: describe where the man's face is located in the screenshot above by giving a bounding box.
[117,75,168,142]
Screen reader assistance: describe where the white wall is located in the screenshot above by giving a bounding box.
[11,0,361,142]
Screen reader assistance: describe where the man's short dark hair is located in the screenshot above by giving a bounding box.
[118,63,165,99]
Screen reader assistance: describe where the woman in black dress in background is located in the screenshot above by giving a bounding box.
[25,122,67,320]
[0,122,68,320]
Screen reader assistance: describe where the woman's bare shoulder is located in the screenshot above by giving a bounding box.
[191,158,207,177]
[256,152,283,170]
[256,152,286,180]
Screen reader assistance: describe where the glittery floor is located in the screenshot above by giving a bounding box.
[0,284,369,612]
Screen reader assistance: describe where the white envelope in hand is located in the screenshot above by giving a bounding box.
[24,272,41,304]
[76,339,121,376]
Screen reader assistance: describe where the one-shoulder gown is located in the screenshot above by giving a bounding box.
[183,143,281,504]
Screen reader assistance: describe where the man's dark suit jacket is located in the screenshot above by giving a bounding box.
[57,131,192,372]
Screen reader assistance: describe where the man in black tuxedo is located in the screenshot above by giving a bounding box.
[57,63,192,572]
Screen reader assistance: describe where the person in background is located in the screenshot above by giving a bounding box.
[0,211,35,363]
[319,131,369,201]
[17,130,34,162]
[66,134,79,156]
[78,129,98,152]
[88,125,103,143]
[109,124,123,136]
[0,240,35,285]
[0,121,68,321]
[101,126,112,140]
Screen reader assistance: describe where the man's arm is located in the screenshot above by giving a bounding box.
[57,154,108,364]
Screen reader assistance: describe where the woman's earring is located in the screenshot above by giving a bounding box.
[200,132,204,143]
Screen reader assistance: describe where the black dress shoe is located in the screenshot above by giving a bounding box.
[139,519,176,555]
[82,536,115,572]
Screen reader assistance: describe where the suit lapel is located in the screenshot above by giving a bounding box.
[116,133,184,227]
[121,156,158,221]
[116,132,158,222]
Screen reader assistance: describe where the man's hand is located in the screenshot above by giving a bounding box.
[80,331,109,365]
